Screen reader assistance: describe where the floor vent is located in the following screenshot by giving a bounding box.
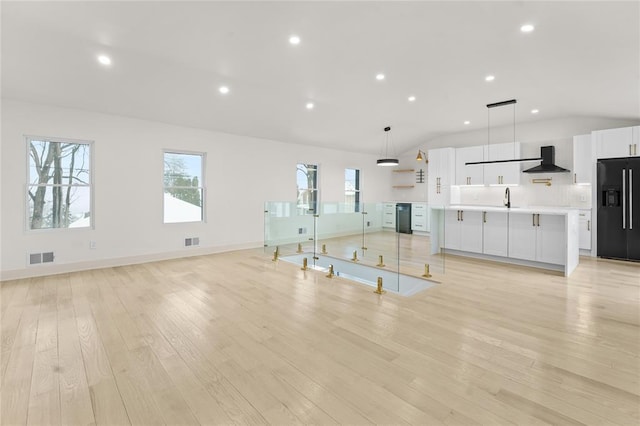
[29,251,55,265]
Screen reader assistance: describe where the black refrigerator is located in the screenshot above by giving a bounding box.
[597,157,640,261]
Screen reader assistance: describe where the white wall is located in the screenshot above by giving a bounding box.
[0,100,394,279]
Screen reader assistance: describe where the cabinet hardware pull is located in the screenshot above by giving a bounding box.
[630,169,633,230]
[623,169,626,229]
[483,211,487,223]
[587,220,590,231]
[537,214,541,227]
[532,214,536,227]
[574,173,577,184]
[461,210,464,221]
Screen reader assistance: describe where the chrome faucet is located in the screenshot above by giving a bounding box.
[504,187,511,209]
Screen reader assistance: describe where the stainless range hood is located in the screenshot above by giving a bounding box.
[523,146,570,173]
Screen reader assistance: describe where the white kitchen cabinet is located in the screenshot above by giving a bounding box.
[536,214,565,265]
[444,209,482,253]
[428,148,455,205]
[578,210,591,250]
[411,203,429,232]
[382,202,396,229]
[483,142,521,185]
[594,126,639,159]
[482,211,509,257]
[508,213,537,261]
[455,146,485,185]
[509,212,565,264]
[573,134,593,184]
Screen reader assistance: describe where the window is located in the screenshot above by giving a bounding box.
[345,168,360,212]
[296,163,318,214]
[164,151,204,223]
[27,137,92,230]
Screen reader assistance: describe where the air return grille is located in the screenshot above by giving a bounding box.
[28,252,55,265]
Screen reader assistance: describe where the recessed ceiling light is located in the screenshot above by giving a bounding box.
[520,24,535,33]
[97,55,111,66]
[219,86,230,94]
[306,102,314,110]
[289,35,301,45]
[485,75,495,82]
[464,121,470,125]
[531,109,539,114]
[376,73,385,81]
[408,96,416,102]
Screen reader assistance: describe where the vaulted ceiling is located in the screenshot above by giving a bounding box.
[2,1,638,154]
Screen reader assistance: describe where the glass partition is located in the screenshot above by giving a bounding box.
[264,201,445,295]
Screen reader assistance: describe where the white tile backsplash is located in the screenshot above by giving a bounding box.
[458,182,591,209]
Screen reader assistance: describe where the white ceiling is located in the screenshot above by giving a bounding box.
[2,1,639,155]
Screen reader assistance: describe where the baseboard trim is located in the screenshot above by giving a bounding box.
[0,241,263,281]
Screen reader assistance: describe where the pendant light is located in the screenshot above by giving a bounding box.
[465,99,542,166]
[377,126,399,166]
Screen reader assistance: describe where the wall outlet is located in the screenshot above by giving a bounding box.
[89,241,97,249]
[580,195,586,202]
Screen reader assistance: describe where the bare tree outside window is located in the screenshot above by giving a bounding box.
[27,138,91,230]
[164,151,204,223]
[296,163,318,214]
[345,168,360,212]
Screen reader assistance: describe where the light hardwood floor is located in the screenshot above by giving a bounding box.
[1,240,639,425]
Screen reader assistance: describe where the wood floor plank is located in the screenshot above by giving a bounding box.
[1,235,638,425]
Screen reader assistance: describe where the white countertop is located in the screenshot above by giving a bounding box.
[443,205,581,215]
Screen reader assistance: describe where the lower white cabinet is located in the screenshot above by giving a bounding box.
[482,211,508,257]
[382,203,396,229]
[508,213,565,264]
[411,203,429,232]
[579,210,591,250]
[444,209,483,253]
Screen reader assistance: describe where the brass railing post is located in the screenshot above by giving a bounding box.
[272,247,279,262]
[326,264,334,278]
[374,277,386,294]
[296,243,303,253]
[321,244,328,254]
[422,264,432,278]
[351,250,358,262]
[301,257,308,271]
[376,255,385,267]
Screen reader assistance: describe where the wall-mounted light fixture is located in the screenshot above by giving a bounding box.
[377,126,399,166]
[416,149,428,162]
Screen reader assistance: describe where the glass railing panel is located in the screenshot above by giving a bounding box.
[264,201,316,259]
[314,202,363,262]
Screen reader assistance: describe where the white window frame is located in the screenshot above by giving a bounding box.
[25,135,94,232]
[296,162,319,215]
[163,150,206,224]
[345,168,361,213]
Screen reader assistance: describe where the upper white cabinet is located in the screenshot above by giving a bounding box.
[455,146,485,185]
[484,142,521,185]
[594,126,639,159]
[428,148,455,205]
[572,134,593,184]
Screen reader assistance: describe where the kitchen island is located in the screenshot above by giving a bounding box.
[430,205,580,276]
